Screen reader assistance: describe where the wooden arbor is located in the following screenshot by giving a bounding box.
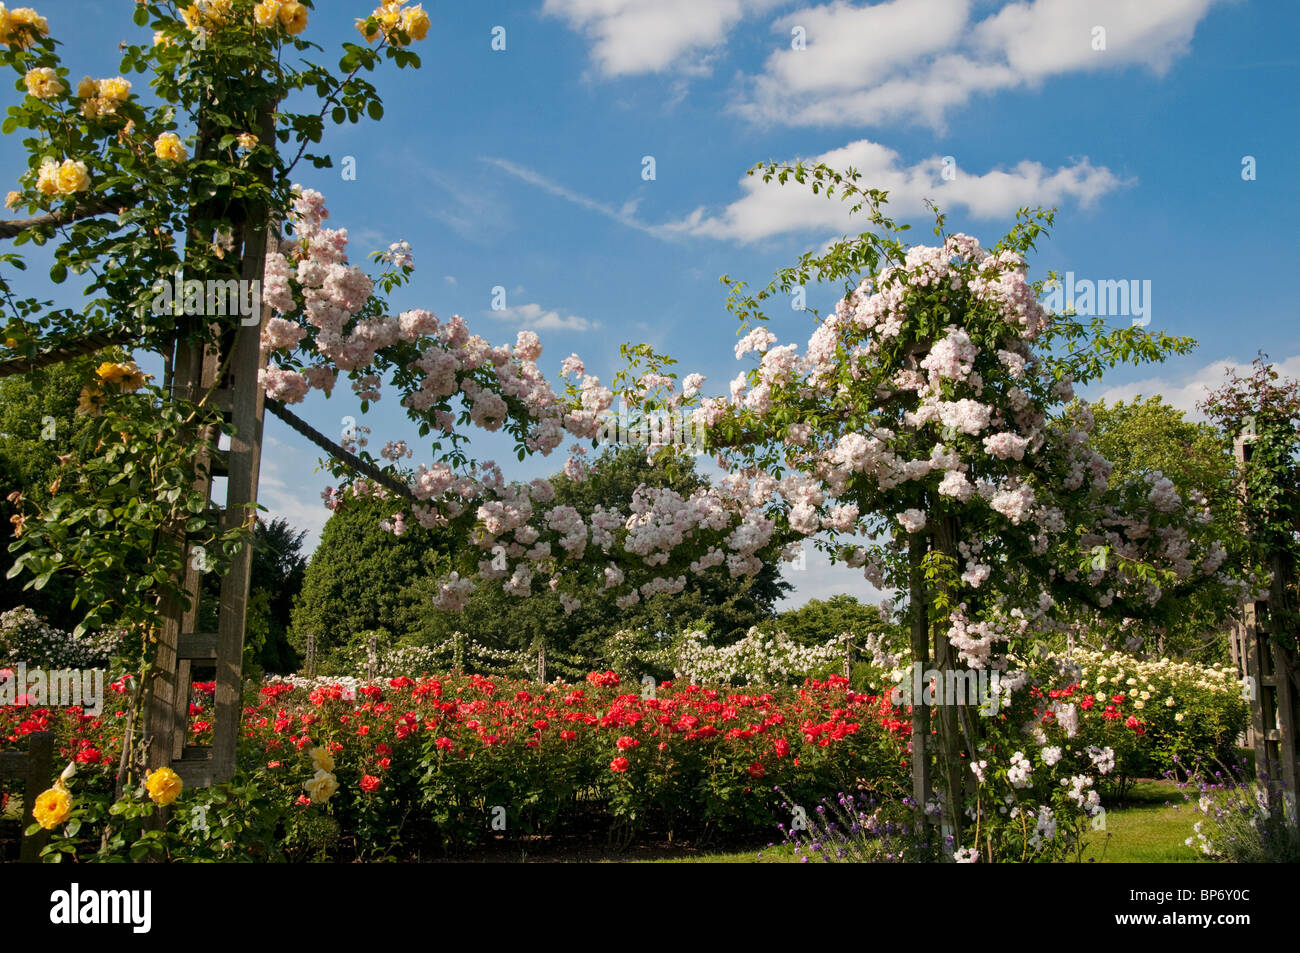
[1230,435,1299,798]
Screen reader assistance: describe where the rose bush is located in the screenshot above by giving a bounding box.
[3,670,912,858]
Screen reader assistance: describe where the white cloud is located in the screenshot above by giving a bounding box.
[487,301,598,332]
[663,138,1126,243]
[778,542,884,610]
[1089,354,1300,420]
[256,433,332,554]
[443,275,457,286]
[542,0,783,77]
[737,0,1227,127]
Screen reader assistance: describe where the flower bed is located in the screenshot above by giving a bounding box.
[3,671,911,859]
[1059,650,1246,789]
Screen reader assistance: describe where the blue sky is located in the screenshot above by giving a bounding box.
[6,0,1299,607]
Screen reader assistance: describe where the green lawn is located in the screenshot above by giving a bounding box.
[1081,781,1206,863]
[634,781,1207,863]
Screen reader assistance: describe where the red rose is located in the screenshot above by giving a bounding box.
[773,738,791,758]
[616,736,639,750]
[747,761,765,779]
[360,774,381,793]
[610,757,629,773]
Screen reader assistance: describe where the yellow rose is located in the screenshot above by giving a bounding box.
[75,75,96,98]
[54,159,89,195]
[145,766,183,806]
[235,132,258,151]
[377,6,400,33]
[75,385,105,417]
[308,746,334,773]
[252,0,280,29]
[401,6,429,42]
[355,16,380,42]
[303,769,338,803]
[5,7,49,49]
[35,158,59,196]
[23,66,63,99]
[33,783,72,830]
[5,190,21,210]
[98,360,147,391]
[97,360,129,383]
[154,132,187,163]
[277,0,307,35]
[97,76,131,102]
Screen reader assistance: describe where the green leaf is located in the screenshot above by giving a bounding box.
[49,261,67,283]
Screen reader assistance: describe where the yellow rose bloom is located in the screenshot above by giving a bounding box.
[75,75,96,99]
[97,360,129,384]
[35,159,60,196]
[145,766,183,806]
[33,783,72,830]
[23,66,63,100]
[53,159,89,194]
[75,385,105,417]
[355,16,380,42]
[252,0,280,29]
[4,7,49,49]
[97,360,147,391]
[154,132,187,163]
[235,132,258,151]
[303,769,338,803]
[308,746,334,773]
[401,5,430,42]
[97,77,131,102]
[5,190,21,210]
[277,0,307,35]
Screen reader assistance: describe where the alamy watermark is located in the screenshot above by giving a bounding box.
[149,274,262,325]
[0,664,105,716]
[1041,272,1151,327]
[890,663,1003,716]
[596,398,707,455]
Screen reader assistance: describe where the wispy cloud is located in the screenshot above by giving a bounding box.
[256,432,332,554]
[481,156,671,240]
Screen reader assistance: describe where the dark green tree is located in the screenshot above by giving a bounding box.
[1083,396,1239,658]
[290,494,455,663]
[1,353,109,629]
[200,517,308,673]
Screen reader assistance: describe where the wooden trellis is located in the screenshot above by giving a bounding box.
[1229,436,1299,797]
[143,227,272,788]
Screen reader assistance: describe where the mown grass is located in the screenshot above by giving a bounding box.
[636,780,1207,863]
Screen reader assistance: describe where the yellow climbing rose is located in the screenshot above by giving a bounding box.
[2,7,50,49]
[36,158,89,197]
[401,5,429,42]
[154,132,187,163]
[23,66,63,99]
[277,0,308,35]
[33,783,72,830]
[145,766,183,806]
[252,0,279,29]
